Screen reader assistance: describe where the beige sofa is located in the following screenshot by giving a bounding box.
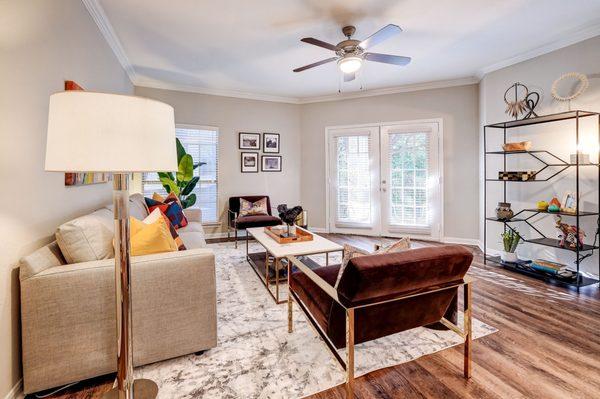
[19,194,217,394]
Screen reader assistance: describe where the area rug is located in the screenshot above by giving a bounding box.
[136,242,497,399]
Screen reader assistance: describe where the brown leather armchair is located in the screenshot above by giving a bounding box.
[227,196,281,248]
[287,245,474,398]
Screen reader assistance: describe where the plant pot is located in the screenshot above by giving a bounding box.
[500,251,518,263]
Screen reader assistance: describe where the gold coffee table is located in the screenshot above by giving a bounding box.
[245,226,343,304]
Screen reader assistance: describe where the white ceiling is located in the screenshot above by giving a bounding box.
[91,0,600,102]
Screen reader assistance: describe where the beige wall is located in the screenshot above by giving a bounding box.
[0,1,133,396]
[133,87,302,236]
[480,35,600,276]
[300,85,480,240]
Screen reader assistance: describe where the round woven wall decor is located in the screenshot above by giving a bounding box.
[551,72,589,101]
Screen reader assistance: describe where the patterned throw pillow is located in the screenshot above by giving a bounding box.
[374,237,411,254]
[143,209,186,251]
[239,197,268,216]
[145,193,188,229]
[334,244,370,289]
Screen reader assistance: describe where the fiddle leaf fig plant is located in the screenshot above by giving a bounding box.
[157,138,205,209]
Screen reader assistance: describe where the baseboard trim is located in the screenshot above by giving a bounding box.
[4,379,22,399]
[443,236,483,250]
[308,227,329,234]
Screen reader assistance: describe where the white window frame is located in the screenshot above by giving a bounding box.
[142,123,220,225]
[325,118,444,241]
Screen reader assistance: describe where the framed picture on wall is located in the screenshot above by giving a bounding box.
[263,133,280,153]
[261,155,282,172]
[239,132,261,150]
[241,152,259,173]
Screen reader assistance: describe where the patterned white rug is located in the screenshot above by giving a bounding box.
[136,242,497,399]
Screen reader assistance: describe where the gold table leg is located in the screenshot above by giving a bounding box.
[464,281,472,379]
[288,260,293,333]
[345,308,355,398]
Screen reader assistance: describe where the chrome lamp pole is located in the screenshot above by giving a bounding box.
[45,91,177,399]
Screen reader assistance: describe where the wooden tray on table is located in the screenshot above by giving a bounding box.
[264,226,314,244]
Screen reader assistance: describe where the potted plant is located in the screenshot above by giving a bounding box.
[500,229,522,263]
[157,139,205,209]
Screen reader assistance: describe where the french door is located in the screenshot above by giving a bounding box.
[328,121,442,240]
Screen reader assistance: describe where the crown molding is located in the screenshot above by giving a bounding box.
[476,21,600,79]
[297,76,479,104]
[81,0,137,83]
[133,79,302,104]
[134,77,480,104]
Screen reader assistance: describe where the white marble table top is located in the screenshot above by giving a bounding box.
[246,226,343,259]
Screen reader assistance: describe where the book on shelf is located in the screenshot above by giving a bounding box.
[530,259,575,277]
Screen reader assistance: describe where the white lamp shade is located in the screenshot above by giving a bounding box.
[45,91,177,172]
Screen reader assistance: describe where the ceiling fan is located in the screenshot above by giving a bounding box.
[293,24,411,81]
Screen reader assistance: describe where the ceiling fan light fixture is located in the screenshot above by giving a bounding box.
[338,56,363,74]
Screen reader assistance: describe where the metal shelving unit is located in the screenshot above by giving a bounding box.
[484,110,600,289]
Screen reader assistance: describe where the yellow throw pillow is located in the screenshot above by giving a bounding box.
[129,213,178,256]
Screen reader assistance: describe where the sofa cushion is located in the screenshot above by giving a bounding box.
[20,241,66,280]
[105,193,149,221]
[235,215,281,229]
[55,213,115,264]
[178,231,207,249]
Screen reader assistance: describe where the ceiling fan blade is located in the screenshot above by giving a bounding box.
[293,57,338,72]
[344,72,356,82]
[364,52,411,66]
[359,24,402,50]
[301,37,338,51]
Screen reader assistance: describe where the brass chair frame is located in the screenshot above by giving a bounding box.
[226,209,240,248]
[286,255,473,398]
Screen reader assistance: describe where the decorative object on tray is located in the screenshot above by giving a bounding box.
[548,197,561,213]
[498,171,536,181]
[294,210,308,229]
[495,202,514,220]
[157,139,205,208]
[264,225,313,243]
[277,204,303,237]
[536,200,549,211]
[500,229,522,263]
[523,91,540,119]
[530,259,576,279]
[570,152,590,164]
[502,141,532,152]
[551,72,589,109]
[241,152,259,173]
[263,133,280,153]
[503,82,529,119]
[239,132,261,150]
[556,216,585,249]
[561,192,577,215]
[261,155,282,172]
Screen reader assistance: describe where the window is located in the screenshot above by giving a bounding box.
[335,135,372,225]
[388,132,429,227]
[143,126,219,224]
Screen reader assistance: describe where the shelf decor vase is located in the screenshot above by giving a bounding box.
[500,251,519,263]
[495,202,514,220]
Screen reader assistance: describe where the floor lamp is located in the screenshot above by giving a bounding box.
[45,91,177,398]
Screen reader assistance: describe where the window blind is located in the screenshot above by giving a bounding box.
[387,131,430,228]
[143,127,219,223]
[335,135,371,225]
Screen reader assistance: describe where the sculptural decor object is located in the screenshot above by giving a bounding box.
[502,141,532,152]
[498,171,536,181]
[523,91,540,119]
[495,202,514,220]
[504,82,529,119]
[536,200,549,211]
[555,216,585,249]
[548,197,561,213]
[277,204,304,237]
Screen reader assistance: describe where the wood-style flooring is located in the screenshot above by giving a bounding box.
[31,234,600,399]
